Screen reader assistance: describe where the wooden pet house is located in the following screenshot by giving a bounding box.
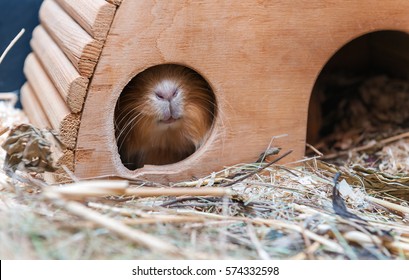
[22,0,409,182]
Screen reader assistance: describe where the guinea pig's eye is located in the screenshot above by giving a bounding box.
[172,88,179,98]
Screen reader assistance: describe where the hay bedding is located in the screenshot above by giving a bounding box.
[1,83,409,259]
[313,74,409,165]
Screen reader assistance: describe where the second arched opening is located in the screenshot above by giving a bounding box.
[307,30,409,163]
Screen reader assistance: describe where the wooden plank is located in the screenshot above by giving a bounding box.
[23,53,80,150]
[39,0,103,78]
[23,53,68,131]
[20,83,52,130]
[55,0,116,41]
[31,26,88,114]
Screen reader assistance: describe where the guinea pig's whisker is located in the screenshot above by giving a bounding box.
[117,115,150,152]
[116,101,144,115]
[191,103,216,118]
[118,113,147,143]
[116,112,142,141]
[196,86,212,93]
[116,106,142,127]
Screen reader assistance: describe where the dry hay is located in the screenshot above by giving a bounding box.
[1,96,408,260]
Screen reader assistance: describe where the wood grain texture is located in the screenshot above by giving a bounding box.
[31,26,88,114]
[23,53,80,150]
[39,0,103,78]
[44,148,75,184]
[75,0,409,182]
[20,83,52,129]
[57,149,75,171]
[55,0,116,41]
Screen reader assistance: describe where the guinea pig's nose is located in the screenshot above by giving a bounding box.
[155,89,178,101]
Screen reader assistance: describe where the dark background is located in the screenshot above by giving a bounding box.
[0,0,43,93]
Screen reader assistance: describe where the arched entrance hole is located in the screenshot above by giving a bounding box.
[307,31,409,160]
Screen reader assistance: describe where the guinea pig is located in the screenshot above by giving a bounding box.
[114,64,216,170]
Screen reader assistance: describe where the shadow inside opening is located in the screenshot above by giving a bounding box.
[307,30,409,164]
[114,64,216,170]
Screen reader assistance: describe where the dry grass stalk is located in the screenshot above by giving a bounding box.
[47,180,233,200]
[44,191,185,257]
[323,131,409,160]
[306,143,323,157]
[223,149,293,187]
[125,187,233,198]
[88,202,208,224]
[366,196,409,215]
[246,223,271,260]
[254,218,345,254]
[122,216,208,225]
[0,93,18,107]
[87,202,244,226]
[386,241,409,257]
[290,242,321,260]
[46,180,129,200]
[171,177,226,187]
[0,29,25,64]
[166,207,346,254]
[343,231,382,245]
[0,126,9,137]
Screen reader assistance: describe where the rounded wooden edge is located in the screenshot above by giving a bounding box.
[109,62,222,179]
[305,27,409,148]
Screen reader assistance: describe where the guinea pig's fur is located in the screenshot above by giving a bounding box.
[115,64,215,170]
